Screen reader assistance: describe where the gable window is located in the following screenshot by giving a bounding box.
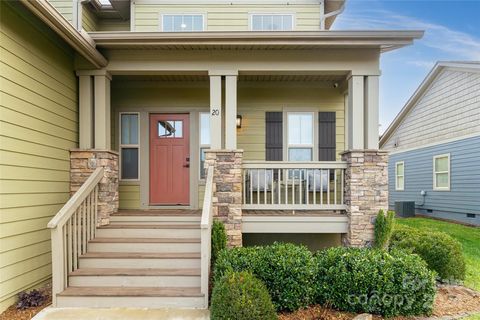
[199,112,211,179]
[250,14,294,31]
[162,14,204,32]
[433,154,450,190]
[287,112,313,161]
[395,161,404,191]
[120,113,139,180]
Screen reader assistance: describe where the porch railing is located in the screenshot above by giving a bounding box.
[200,166,214,308]
[47,167,103,306]
[242,161,347,210]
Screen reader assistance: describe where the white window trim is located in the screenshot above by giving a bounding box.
[249,13,296,31]
[199,112,211,180]
[159,13,207,32]
[395,161,404,191]
[433,153,450,191]
[119,112,140,181]
[285,111,315,162]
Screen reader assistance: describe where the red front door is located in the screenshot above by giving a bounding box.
[150,114,190,205]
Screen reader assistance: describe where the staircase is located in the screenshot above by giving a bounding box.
[56,210,205,308]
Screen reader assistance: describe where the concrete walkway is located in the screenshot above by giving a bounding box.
[33,307,210,320]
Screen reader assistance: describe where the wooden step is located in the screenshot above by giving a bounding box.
[96,224,201,238]
[88,238,201,253]
[56,287,205,308]
[79,252,201,268]
[69,268,201,287]
[109,216,201,224]
[113,210,201,216]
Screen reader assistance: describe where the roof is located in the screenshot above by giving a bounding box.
[379,61,480,147]
[90,30,424,52]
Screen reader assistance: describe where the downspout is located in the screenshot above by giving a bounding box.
[321,1,346,30]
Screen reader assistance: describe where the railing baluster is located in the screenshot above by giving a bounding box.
[63,226,67,286]
[292,170,295,204]
[277,169,281,205]
[73,210,77,270]
[320,169,323,205]
[284,169,288,204]
[257,170,260,205]
[341,169,344,205]
[299,169,303,205]
[264,170,267,204]
[313,169,316,205]
[86,195,90,245]
[327,169,330,205]
[271,170,274,205]
[243,169,246,205]
[334,169,338,205]
[67,218,72,273]
[94,186,98,231]
[249,170,253,205]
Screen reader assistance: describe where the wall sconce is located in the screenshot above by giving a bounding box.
[236,115,242,128]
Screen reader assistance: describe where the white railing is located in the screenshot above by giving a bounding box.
[47,167,104,306]
[242,161,347,210]
[200,166,214,308]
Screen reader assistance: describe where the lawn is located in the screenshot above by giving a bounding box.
[397,217,480,291]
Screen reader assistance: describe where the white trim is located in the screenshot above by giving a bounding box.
[198,111,211,180]
[433,153,450,191]
[130,0,136,31]
[160,13,206,32]
[387,132,480,155]
[119,112,140,181]
[249,13,296,31]
[136,0,324,4]
[242,214,348,233]
[395,161,404,191]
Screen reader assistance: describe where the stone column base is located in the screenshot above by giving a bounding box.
[70,149,119,226]
[341,150,388,247]
[205,150,243,248]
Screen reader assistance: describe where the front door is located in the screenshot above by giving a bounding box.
[150,114,190,205]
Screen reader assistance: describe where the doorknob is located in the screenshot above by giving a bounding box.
[184,157,190,168]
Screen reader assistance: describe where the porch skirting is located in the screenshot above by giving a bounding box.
[70,149,119,226]
[205,150,244,247]
[341,150,389,247]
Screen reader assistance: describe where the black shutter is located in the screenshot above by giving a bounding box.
[265,112,283,161]
[318,112,336,161]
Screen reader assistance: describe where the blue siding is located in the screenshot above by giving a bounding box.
[388,135,480,226]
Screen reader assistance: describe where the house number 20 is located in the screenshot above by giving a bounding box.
[211,109,220,116]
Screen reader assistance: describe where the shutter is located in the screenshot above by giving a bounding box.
[318,112,336,161]
[265,112,283,161]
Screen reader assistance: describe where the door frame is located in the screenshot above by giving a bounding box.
[115,109,201,210]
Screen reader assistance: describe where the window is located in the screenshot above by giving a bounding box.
[250,14,294,31]
[433,154,450,190]
[120,113,139,180]
[162,14,204,32]
[395,161,404,191]
[287,113,313,161]
[158,120,183,138]
[199,112,211,179]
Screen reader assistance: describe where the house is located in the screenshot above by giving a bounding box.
[0,0,423,311]
[380,62,480,226]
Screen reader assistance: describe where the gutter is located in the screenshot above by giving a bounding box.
[19,0,107,68]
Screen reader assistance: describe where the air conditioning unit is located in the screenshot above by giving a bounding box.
[395,201,415,218]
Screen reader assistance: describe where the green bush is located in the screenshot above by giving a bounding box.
[211,219,227,266]
[374,210,395,249]
[210,271,277,320]
[214,242,316,311]
[315,247,436,317]
[391,224,466,281]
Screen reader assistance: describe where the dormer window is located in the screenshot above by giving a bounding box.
[162,14,204,32]
[250,14,294,31]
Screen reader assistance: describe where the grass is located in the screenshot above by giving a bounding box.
[396,217,480,291]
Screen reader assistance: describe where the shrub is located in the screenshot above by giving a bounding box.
[374,210,395,249]
[315,247,436,317]
[391,224,466,281]
[211,219,227,266]
[16,289,47,310]
[214,242,316,311]
[210,271,277,320]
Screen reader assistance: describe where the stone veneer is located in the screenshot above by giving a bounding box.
[341,150,388,247]
[70,149,119,226]
[204,150,243,247]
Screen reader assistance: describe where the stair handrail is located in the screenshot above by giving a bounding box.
[47,167,104,306]
[200,166,214,308]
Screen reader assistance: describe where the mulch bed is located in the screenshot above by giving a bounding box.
[279,285,480,320]
[0,285,51,320]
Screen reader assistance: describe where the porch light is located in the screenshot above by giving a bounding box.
[236,115,242,128]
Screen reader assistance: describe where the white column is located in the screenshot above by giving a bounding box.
[364,76,379,149]
[78,75,93,149]
[94,73,111,150]
[209,75,222,149]
[347,75,365,150]
[225,75,237,149]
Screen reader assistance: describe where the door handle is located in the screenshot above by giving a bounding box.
[183,164,190,168]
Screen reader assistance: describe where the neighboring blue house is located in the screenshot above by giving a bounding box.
[380,62,480,226]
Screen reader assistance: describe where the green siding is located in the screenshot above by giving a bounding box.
[47,0,74,23]
[0,1,78,311]
[82,5,99,32]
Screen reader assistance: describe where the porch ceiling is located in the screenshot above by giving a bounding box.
[90,30,424,52]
